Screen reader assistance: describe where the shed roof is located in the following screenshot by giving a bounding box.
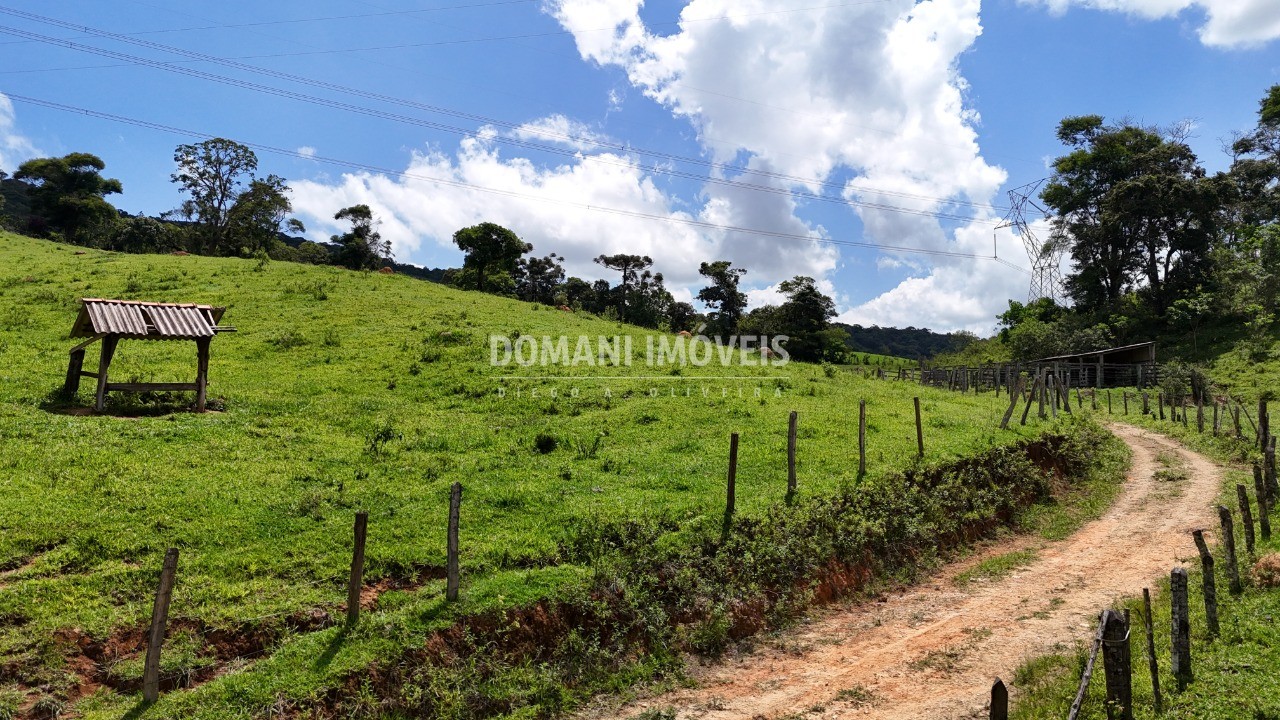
[70,299,227,340]
[1037,341,1156,363]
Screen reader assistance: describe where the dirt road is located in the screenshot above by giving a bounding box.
[591,424,1222,720]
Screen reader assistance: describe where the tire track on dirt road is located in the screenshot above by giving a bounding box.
[587,424,1222,720]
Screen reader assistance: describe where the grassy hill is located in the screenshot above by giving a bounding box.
[0,232,1111,719]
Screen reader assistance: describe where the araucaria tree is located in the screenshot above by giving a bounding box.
[171,138,259,255]
[593,253,653,323]
[453,222,531,294]
[14,152,122,243]
[697,260,748,337]
[332,204,391,270]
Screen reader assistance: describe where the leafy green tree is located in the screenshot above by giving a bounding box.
[556,276,596,310]
[593,253,653,322]
[108,215,186,254]
[666,301,699,332]
[14,152,122,243]
[516,252,565,304]
[452,222,531,293]
[172,138,259,255]
[332,204,390,271]
[696,260,748,338]
[1043,116,1218,314]
[776,276,842,362]
[226,175,303,256]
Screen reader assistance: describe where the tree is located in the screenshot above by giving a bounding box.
[108,215,186,254]
[452,222,531,293]
[666,301,698,332]
[226,175,303,256]
[593,254,653,322]
[172,138,259,255]
[776,276,842,362]
[1042,116,1218,314]
[696,260,748,338]
[14,152,122,243]
[516,252,565,304]
[332,204,390,270]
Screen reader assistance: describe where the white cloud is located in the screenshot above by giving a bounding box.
[510,114,610,152]
[288,133,836,292]
[297,145,317,158]
[1021,0,1280,48]
[0,93,39,172]
[547,0,1015,330]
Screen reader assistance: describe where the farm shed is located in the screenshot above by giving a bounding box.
[1036,341,1158,388]
[63,298,234,412]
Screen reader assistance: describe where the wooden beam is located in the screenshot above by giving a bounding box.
[104,383,200,392]
[196,337,211,412]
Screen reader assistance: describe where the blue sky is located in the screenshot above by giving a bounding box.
[1,0,1277,333]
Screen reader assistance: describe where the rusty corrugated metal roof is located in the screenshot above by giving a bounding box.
[70,299,227,340]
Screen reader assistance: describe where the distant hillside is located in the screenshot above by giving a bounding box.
[836,323,969,361]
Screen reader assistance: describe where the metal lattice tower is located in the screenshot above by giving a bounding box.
[996,179,1062,303]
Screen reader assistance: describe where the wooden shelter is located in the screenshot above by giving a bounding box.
[64,299,234,411]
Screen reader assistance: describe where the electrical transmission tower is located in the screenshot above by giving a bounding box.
[996,179,1063,303]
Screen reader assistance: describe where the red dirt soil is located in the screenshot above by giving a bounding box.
[581,424,1222,720]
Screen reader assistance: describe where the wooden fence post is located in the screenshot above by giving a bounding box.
[1143,392,1150,416]
[1238,484,1256,555]
[1192,530,1219,637]
[1092,388,1098,412]
[858,400,867,476]
[143,547,179,704]
[1077,386,1083,409]
[787,411,798,496]
[1107,390,1112,414]
[1123,392,1129,415]
[1182,400,1189,428]
[1022,375,1041,426]
[1213,401,1221,436]
[347,511,369,626]
[447,482,462,602]
[1197,401,1205,433]
[1255,465,1272,542]
[990,678,1008,720]
[914,397,924,458]
[1000,377,1021,430]
[726,432,739,517]
[1158,392,1165,421]
[1261,398,1270,450]
[1101,609,1133,720]
[1267,436,1278,498]
[1219,506,1242,595]
[1142,588,1163,714]
[1171,567,1192,690]
[1068,613,1107,720]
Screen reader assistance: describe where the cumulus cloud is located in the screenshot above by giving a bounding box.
[288,132,836,290]
[510,114,610,152]
[547,0,1014,330]
[297,145,317,158]
[0,93,39,172]
[1022,0,1280,47]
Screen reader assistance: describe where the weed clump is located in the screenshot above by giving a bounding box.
[534,433,558,454]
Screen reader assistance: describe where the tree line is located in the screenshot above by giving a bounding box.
[0,137,850,362]
[940,84,1280,366]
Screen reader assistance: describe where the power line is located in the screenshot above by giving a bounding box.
[0,5,1037,220]
[3,92,1029,273]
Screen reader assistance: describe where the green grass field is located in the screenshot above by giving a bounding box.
[0,232,1093,718]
